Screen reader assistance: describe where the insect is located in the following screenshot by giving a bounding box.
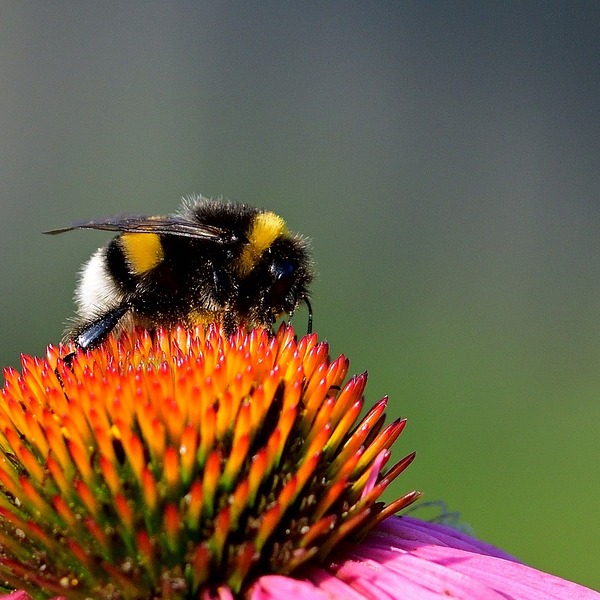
[45,196,314,350]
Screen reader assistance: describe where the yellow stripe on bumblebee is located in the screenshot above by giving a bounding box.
[120,232,165,274]
[237,212,287,277]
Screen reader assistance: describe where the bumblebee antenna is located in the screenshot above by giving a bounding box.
[304,297,313,334]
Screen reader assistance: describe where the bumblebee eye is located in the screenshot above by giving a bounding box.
[269,259,295,281]
[268,258,298,311]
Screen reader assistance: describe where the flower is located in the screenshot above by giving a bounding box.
[0,325,598,600]
[0,325,418,599]
[280,515,600,599]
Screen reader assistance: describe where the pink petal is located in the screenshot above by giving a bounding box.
[200,586,236,600]
[386,542,598,600]
[298,566,372,599]
[250,575,332,599]
[341,547,507,599]
[319,516,600,600]
[287,516,600,600]
[0,595,67,600]
[377,515,517,561]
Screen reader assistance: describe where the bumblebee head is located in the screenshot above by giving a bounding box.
[238,211,314,331]
[269,236,313,307]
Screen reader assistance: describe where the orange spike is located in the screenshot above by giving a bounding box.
[232,401,251,448]
[141,467,158,512]
[22,410,49,457]
[190,543,211,590]
[66,538,94,570]
[51,495,77,528]
[202,450,221,518]
[26,519,63,554]
[255,503,281,551]
[329,373,367,426]
[98,455,121,497]
[212,506,230,563]
[299,339,327,380]
[136,529,157,584]
[198,405,217,465]
[334,396,388,463]
[313,479,348,521]
[229,479,249,529]
[83,515,110,552]
[216,390,235,440]
[149,416,167,463]
[249,383,266,433]
[186,382,204,426]
[73,479,99,517]
[0,468,21,501]
[303,423,331,461]
[114,493,134,533]
[92,423,117,467]
[325,397,364,455]
[354,418,406,475]
[43,416,73,478]
[228,365,253,404]
[164,395,185,444]
[304,396,335,449]
[123,431,145,484]
[67,438,94,485]
[221,432,249,490]
[295,451,321,493]
[280,349,303,382]
[163,446,180,491]
[367,490,422,530]
[377,451,417,489]
[179,423,198,485]
[12,439,45,485]
[257,366,282,419]
[277,475,298,510]
[299,514,336,548]
[2,394,27,438]
[163,502,180,552]
[227,541,257,594]
[350,450,391,500]
[185,479,203,529]
[19,477,53,521]
[274,404,300,465]
[327,446,364,486]
[45,455,70,497]
[62,404,93,449]
[281,376,302,413]
[247,449,267,505]
[264,427,282,474]
[316,508,372,560]
[303,370,330,421]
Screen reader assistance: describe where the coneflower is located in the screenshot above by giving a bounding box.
[0,326,596,599]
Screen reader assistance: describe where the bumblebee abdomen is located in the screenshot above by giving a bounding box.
[76,245,126,320]
[119,232,165,275]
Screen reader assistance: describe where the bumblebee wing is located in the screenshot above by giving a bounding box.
[44,216,227,240]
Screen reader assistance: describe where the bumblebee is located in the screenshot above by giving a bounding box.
[45,196,314,350]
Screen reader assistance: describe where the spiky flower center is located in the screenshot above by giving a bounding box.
[0,325,418,599]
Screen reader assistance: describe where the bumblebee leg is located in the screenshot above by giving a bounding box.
[304,297,313,334]
[73,304,129,350]
[285,298,313,335]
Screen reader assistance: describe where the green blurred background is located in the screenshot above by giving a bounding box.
[1,2,599,591]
